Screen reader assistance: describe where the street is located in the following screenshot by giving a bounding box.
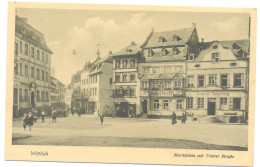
[12,115,248,151]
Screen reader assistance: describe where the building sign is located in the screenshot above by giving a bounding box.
[140,89,183,97]
[196,91,243,97]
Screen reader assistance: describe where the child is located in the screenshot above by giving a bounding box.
[22,113,28,130]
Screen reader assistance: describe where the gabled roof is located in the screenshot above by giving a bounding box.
[143,26,195,48]
[15,15,52,53]
[112,42,141,57]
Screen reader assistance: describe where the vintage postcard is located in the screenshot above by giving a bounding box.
[5,2,256,167]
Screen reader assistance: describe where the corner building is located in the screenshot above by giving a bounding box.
[138,23,200,118]
[186,40,249,122]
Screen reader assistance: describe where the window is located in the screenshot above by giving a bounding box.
[15,42,18,56]
[37,69,40,80]
[208,75,217,85]
[187,76,194,87]
[20,63,22,76]
[42,52,45,62]
[123,60,128,68]
[173,35,181,41]
[221,74,228,87]
[37,50,40,60]
[31,47,34,58]
[46,72,49,82]
[189,54,194,60]
[24,65,28,77]
[220,98,227,106]
[130,90,135,97]
[162,100,169,110]
[234,74,242,87]
[115,75,120,82]
[153,99,159,110]
[198,98,204,108]
[110,78,112,85]
[24,89,28,101]
[172,47,179,55]
[187,97,193,109]
[143,67,150,74]
[141,81,148,89]
[130,60,135,68]
[31,67,34,78]
[164,81,171,89]
[211,53,219,62]
[159,36,166,43]
[123,89,128,96]
[42,70,45,81]
[233,98,241,110]
[198,75,205,87]
[95,88,97,96]
[174,80,182,88]
[162,48,167,56]
[152,67,159,74]
[37,90,40,101]
[41,91,45,101]
[115,60,120,68]
[177,100,183,109]
[20,41,22,53]
[14,63,18,75]
[46,92,49,101]
[164,66,172,74]
[123,75,127,82]
[148,49,154,57]
[19,88,22,101]
[130,74,135,82]
[25,44,28,55]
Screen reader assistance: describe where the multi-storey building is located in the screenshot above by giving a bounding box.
[186,40,249,122]
[112,42,141,117]
[65,84,72,107]
[138,23,200,118]
[13,16,52,117]
[50,76,66,105]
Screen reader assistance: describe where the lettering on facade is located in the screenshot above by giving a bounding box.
[197,91,230,96]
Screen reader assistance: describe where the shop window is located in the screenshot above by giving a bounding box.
[221,74,228,87]
[234,74,242,87]
[198,75,205,87]
[153,99,159,110]
[187,76,194,87]
[162,99,169,110]
[187,97,193,109]
[198,98,204,108]
[177,100,183,109]
[233,98,241,110]
[208,75,217,85]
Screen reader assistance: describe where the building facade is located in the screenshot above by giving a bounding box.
[112,42,141,117]
[186,40,249,122]
[50,76,66,105]
[13,16,52,117]
[138,24,200,118]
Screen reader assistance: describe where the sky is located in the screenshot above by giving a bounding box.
[16,8,250,86]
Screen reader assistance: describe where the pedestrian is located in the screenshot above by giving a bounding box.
[52,109,57,123]
[99,113,104,125]
[78,108,81,117]
[22,113,28,130]
[181,111,186,124]
[27,112,34,131]
[171,111,177,125]
[41,110,45,123]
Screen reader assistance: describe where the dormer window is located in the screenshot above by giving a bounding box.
[161,48,168,56]
[172,35,181,42]
[212,53,220,62]
[159,36,166,43]
[172,47,180,55]
[233,43,241,49]
[212,44,218,49]
[148,49,154,57]
[31,32,35,39]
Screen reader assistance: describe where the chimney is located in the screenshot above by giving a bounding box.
[131,41,136,46]
[108,51,113,55]
[201,38,204,43]
[192,23,196,27]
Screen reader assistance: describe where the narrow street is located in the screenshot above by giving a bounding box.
[12,115,248,150]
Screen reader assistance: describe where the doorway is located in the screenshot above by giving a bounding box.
[142,100,147,114]
[31,91,35,108]
[207,98,216,115]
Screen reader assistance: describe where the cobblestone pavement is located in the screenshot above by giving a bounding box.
[12,115,248,150]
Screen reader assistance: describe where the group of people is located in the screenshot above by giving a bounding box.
[171,111,187,125]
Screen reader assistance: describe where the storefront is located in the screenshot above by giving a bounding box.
[115,102,136,117]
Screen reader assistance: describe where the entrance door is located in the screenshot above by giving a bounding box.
[31,92,35,108]
[208,98,216,115]
[142,100,147,114]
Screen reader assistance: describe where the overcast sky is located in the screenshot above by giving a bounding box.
[16,8,250,85]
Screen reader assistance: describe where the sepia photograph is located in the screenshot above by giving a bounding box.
[4,2,256,167]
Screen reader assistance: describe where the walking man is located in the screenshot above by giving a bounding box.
[100,113,104,125]
[181,111,186,124]
[52,109,57,123]
[41,110,45,123]
[171,111,177,125]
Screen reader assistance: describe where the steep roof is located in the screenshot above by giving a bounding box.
[143,26,195,48]
[15,15,52,53]
[112,42,141,57]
